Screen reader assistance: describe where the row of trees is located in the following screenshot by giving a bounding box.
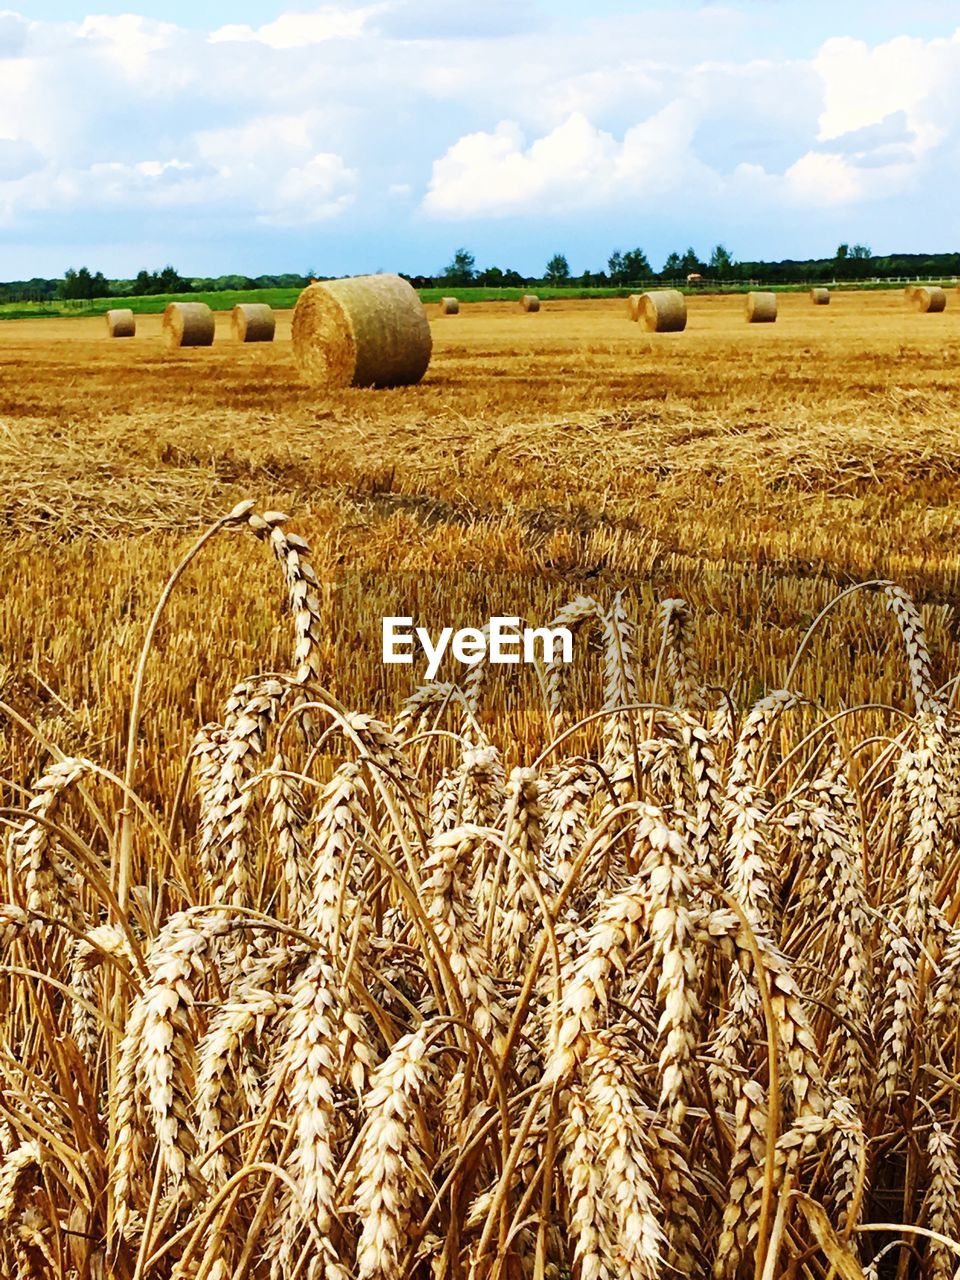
[429,243,880,289]
[4,244,960,304]
[61,264,236,299]
[18,268,317,305]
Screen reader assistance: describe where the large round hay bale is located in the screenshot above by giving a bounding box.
[105,308,135,338]
[292,273,432,388]
[439,296,459,315]
[911,286,946,313]
[634,289,687,332]
[745,291,777,324]
[810,288,830,305]
[519,294,540,313]
[232,303,275,343]
[163,302,215,349]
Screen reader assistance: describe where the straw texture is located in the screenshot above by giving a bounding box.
[232,303,275,343]
[105,309,135,338]
[163,302,215,349]
[519,294,540,313]
[911,287,946,313]
[634,290,687,332]
[745,292,777,324]
[291,274,432,388]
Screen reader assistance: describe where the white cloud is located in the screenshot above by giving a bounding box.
[423,105,712,218]
[814,33,958,145]
[783,152,872,205]
[423,115,612,217]
[0,136,39,181]
[1,6,960,270]
[265,154,357,223]
[210,6,383,49]
[76,15,177,72]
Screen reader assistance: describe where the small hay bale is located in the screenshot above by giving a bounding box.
[810,288,830,305]
[163,302,215,349]
[232,303,275,343]
[291,273,432,388]
[519,294,540,313]
[745,291,777,324]
[634,289,686,332]
[439,297,459,315]
[911,286,946,313]
[105,308,135,338]
[627,294,642,320]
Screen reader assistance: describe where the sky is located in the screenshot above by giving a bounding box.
[1,2,960,279]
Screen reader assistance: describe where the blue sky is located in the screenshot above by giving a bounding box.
[2,2,959,279]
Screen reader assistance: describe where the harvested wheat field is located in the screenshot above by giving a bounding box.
[2,288,960,1279]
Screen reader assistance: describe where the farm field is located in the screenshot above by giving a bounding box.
[3,287,960,1277]
[2,289,959,777]
[0,279,920,322]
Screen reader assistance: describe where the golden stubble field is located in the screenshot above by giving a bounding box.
[4,288,960,1279]
[1,289,959,785]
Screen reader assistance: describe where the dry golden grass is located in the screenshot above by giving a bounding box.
[2,290,960,1276]
[1,291,959,784]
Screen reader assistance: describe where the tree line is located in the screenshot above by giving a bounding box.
[0,268,315,304]
[2,243,960,304]
[415,243,960,289]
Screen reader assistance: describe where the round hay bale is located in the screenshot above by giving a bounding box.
[439,296,459,315]
[905,285,919,301]
[519,294,540,313]
[745,291,777,324]
[810,287,830,305]
[105,308,135,338]
[627,294,642,320]
[634,289,686,332]
[911,286,946,313]
[292,273,432,388]
[163,302,215,349]
[232,303,275,343]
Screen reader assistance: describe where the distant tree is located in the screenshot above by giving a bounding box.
[60,266,110,300]
[441,248,476,286]
[477,266,504,286]
[621,248,651,281]
[501,268,526,287]
[679,247,702,275]
[833,243,862,279]
[128,265,191,296]
[610,249,650,284]
[849,244,872,259]
[544,253,570,284]
[157,265,190,293]
[662,251,683,276]
[709,244,734,274]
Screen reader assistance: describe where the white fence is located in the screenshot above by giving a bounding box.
[671,275,959,289]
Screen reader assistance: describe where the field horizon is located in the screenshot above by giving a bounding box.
[2,286,960,1278]
[2,276,957,323]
